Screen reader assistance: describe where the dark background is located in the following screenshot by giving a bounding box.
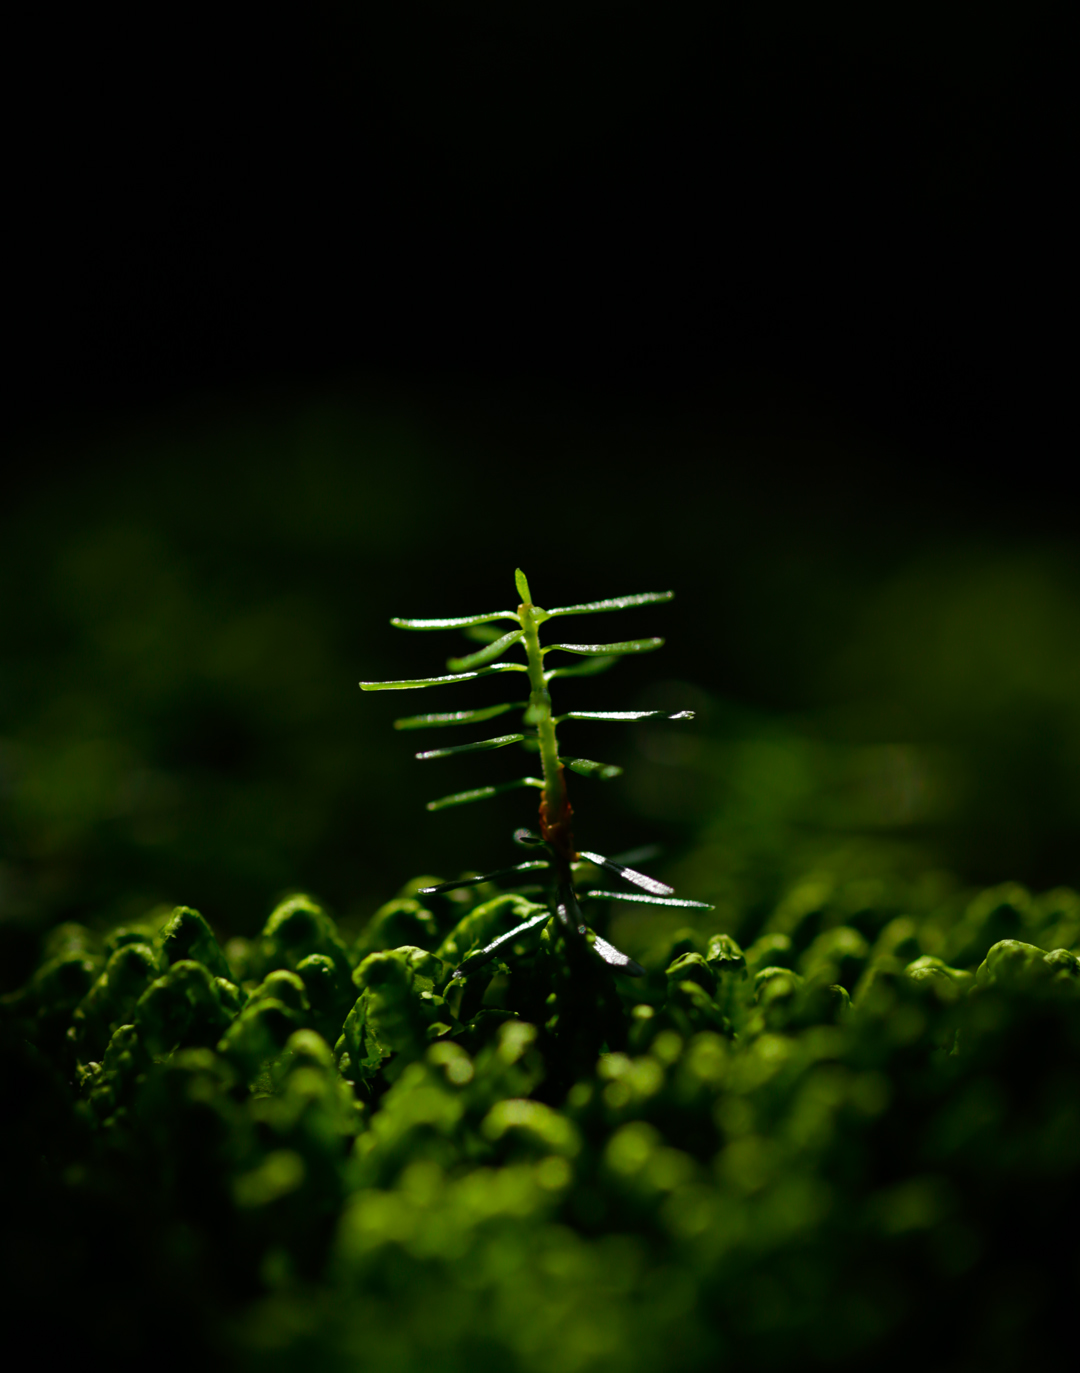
[4,2,1076,982]
[10,1,1069,457]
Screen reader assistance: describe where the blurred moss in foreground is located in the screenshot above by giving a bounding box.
[4,869,1079,1371]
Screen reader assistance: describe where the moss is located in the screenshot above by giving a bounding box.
[4,875,1080,1372]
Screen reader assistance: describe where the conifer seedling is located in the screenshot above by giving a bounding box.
[360,570,712,983]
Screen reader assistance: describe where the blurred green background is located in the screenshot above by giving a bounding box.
[4,383,1078,987]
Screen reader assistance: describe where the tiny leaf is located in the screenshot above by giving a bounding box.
[391,611,520,630]
[514,568,532,603]
[446,629,525,673]
[418,861,550,894]
[394,702,525,731]
[513,828,547,848]
[416,733,525,761]
[360,662,527,690]
[581,890,715,910]
[452,910,551,977]
[543,638,663,656]
[546,591,674,618]
[553,903,574,933]
[563,757,624,780]
[426,777,544,811]
[577,850,675,897]
[557,709,694,723]
[583,929,645,976]
[553,880,583,933]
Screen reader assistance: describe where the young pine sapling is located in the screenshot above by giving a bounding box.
[360,570,711,986]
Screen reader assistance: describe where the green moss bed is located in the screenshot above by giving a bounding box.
[4,878,1079,1373]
